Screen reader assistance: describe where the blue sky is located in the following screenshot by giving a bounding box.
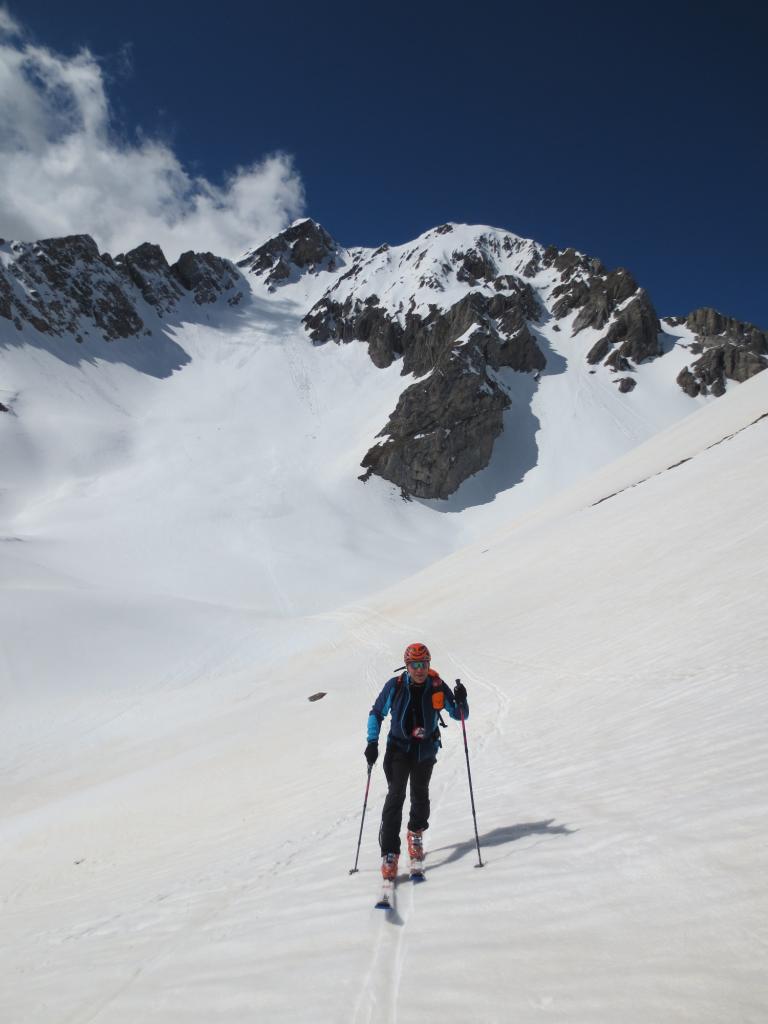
[7,1,768,325]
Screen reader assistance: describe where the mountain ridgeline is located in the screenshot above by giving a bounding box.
[2,220,766,500]
[0,235,245,343]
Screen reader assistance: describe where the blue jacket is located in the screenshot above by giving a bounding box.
[367,670,469,762]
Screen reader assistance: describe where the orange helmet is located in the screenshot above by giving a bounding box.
[404,642,431,664]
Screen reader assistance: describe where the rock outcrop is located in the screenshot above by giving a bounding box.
[304,283,542,374]
[545,245,663,372]
[360,303,545,498]
[360,349,513,499]
[305,270,545,498]
[2,235,145,341]
[114,243,185,315]
[675,308,768,397]
[571,269,640,333]
[0,235,245,344]
[171,251,244,306]
[544,246,608,318]
[237,219,339,289]
[586,290,662,367]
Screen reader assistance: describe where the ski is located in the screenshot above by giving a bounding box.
[374,879,394,909]
[409,860,426,882]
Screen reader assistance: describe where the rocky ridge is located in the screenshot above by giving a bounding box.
[3,219,766,499]
[240,219,767,499]
[671,308,768,398]
[0,235,245,344]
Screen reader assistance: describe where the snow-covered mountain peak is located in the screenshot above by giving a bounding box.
[236,217,349,292]
[311,222,547,324]
[2,218,766,506]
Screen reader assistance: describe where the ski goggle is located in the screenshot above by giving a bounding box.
[407,660,429,670]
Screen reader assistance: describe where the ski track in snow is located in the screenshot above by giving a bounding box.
[347,609,515,1024]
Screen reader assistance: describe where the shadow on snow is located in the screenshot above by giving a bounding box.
[417,322,569,512]
[0,276,310,380]
[429,819,576,867]
[375,820,575,925]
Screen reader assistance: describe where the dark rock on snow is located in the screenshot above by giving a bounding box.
[305,285,543,377]
[571,269,639,333]
[237,219,338,290]
[587,290,662,367]
[172,251,244,306]
[675,307,768,397]
[115,243,184,314]
[360,351,513,500]
[306,278,546,498]
[354,292,546,499]
[0,235,244,345]
[7,235,145,341]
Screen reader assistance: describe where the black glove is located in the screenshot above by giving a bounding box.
[364,741,379,766]
[453,681,467,704]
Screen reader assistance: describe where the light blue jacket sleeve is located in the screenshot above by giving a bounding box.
[367,678,396,742]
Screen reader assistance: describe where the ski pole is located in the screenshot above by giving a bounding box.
[457,679,484,868]
[349,763,373,874]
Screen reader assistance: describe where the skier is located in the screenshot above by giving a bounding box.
[365,642,468,881]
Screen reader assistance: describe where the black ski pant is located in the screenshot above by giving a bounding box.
[379,746,435,855]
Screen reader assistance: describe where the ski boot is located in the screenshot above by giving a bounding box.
[381,852,399,881]
[407,829,424,862]
[407,830,425,880]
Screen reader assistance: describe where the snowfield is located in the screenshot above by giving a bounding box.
[1,254,767,1023]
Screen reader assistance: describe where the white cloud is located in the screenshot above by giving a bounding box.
[0,6,20,37]
[0,9,305,260]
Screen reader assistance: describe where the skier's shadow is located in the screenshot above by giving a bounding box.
[375,822,574,926]
[428,819,575,869]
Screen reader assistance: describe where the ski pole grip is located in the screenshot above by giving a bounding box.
[455,678,465,719]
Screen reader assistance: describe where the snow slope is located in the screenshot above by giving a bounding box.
[1,324,766,1024]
